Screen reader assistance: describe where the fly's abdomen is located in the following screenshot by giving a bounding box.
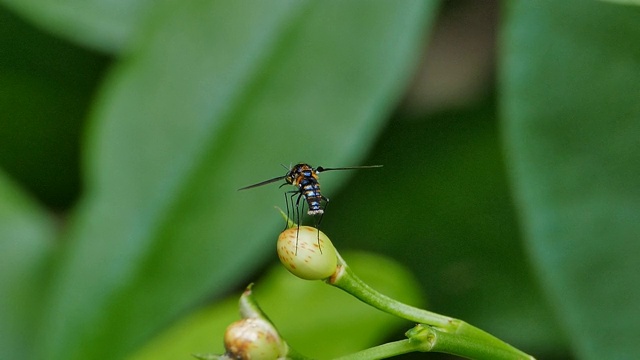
[301,181,324,215]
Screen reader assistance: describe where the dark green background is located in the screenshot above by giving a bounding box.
[1,1,639,359]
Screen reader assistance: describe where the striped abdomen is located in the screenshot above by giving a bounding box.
[298,177,325,215]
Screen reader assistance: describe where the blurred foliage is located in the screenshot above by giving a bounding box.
[501,1,640,359]
[1,0,639,360]
[0,9,108,208]
[326,101,566,356]
[130,252,424,360]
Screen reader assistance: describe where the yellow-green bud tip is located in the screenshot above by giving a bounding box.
[277,226,338,280]
[224,318,284,360]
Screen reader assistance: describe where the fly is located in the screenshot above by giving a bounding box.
[238,163,382,253]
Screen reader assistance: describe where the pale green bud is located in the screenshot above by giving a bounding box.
[277,226,338,280]
[223,318,284,360]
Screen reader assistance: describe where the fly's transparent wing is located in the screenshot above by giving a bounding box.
[238,176,285,191]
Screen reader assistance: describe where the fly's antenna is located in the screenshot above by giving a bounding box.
[316,164,383,173]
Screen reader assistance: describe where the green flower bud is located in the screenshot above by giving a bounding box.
[223,318,284,360]
[277,226,338,280]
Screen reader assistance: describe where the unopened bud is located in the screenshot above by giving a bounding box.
[223,318,284,360]
[277,226,338,280]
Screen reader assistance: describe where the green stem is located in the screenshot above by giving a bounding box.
[331,324,534,360]
[328,255,535,360]
[408,324,534,360]
[332,339,421,360]
[329,260,453,328]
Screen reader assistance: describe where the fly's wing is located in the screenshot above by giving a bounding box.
[316,165,383,173]
[238,165,382,190]
[238,176,285,191]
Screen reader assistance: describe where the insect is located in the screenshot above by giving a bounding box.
[239,163,382,251]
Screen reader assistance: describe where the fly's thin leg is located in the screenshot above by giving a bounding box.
[283,192,291,231]
[284,190,299,230]
[316,196,329,229]
[295,193,306,254]
[314,196,329,254]
[291,192,301,229]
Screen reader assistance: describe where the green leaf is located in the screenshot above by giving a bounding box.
[0,0,155,52]
[129,252,424,360]
[598,0,640,6]
[501,1,640,359]
[0,8,107,208]
[128,297,238,360]
[0,170,56,359]
[36,1,438,359]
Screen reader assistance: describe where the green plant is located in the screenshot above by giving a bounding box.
[199,225,533,359]
[1,1,639,359]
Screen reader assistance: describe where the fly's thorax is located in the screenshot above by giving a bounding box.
[287,163,318,188]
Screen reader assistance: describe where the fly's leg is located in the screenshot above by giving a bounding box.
[314,196,329,254]
[284,191,304,255]
[283,190,301,229]
[293,192,305,255]
[292,192,302,230]
[283,191,298,231]
[283,192,290,231]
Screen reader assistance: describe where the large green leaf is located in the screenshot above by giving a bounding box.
[36,1,438,359]
[0,8,107,208]
[599,0,640,6]
[0,0,155,52]
[0,171,55,359]
[501,1,640,359]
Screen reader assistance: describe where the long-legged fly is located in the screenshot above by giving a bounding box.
[238,163,382,252]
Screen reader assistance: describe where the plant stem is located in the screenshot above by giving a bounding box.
[329,260,453,328]
[328,254,535,360]
[408,324,534,360]
[332,339,421,360]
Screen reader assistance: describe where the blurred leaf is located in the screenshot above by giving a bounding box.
[0,170,56,359]
[501,1,640,359]
[128,297,238,360]
[0,0,155,52]
[130,252,424,360]
[325,103,564,356]
[598,0,640,6]
[0,8,108,208]
[35,1,438,359]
